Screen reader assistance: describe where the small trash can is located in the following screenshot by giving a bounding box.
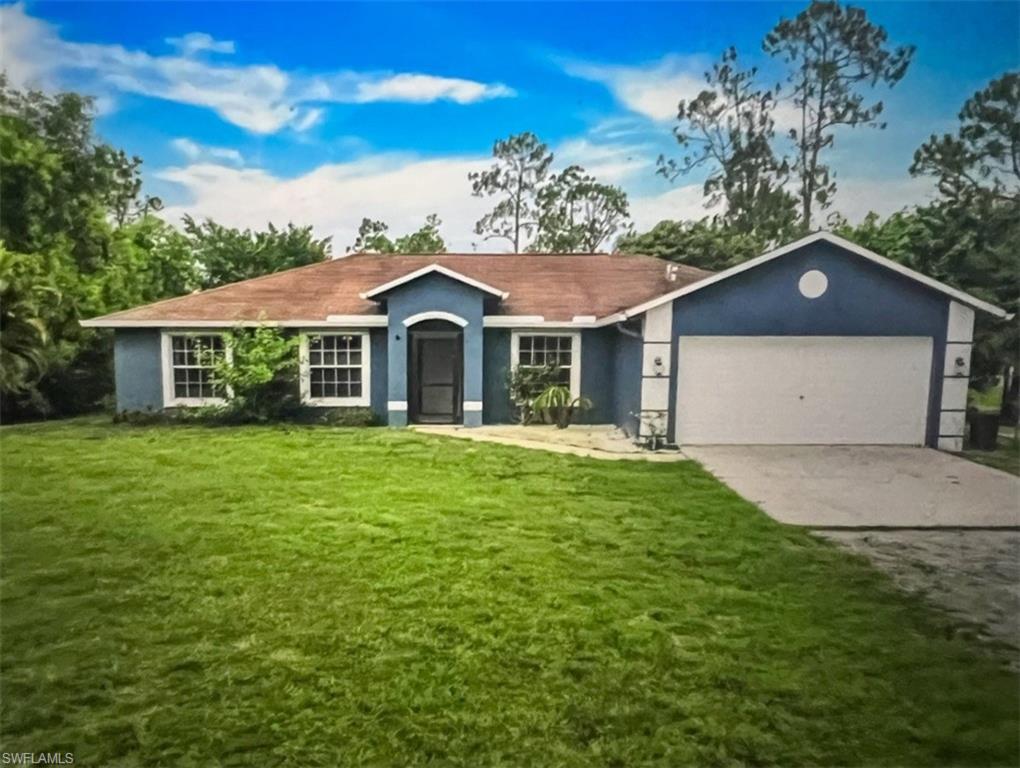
[967,411,999,451]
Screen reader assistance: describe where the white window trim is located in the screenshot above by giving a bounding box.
[299,331,372,407]
[510,330,581,398]
[161,331,232,407]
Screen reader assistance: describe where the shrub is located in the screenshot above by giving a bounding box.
[532,384,593,429]
[302,407,378,427]
[506,364,563,424]
[204,325,301,423]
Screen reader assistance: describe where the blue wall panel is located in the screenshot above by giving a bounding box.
[114,329,164,412]
[381,273,486,425]
[669,240,950,446]
[612,329,642,437]
[579,328,616,424]
[482,329,513,423]
[369,328,388,422]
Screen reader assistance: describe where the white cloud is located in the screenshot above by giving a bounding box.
[628,184,714,231]
[0,3,514,134]
[170,138,243,165]
[552,137,653,183]
[166,32,235,56]
[352,73,514,104]
[154,135,669,253]
[830,176,935,223]
[0,3,61,88]
[565,55,710,122]
[566,54,802,135]
[156,154,496,252]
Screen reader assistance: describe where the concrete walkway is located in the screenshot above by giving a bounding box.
[411,424,687,462]
[683,445,1020,527]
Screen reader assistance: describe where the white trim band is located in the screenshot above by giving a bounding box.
[387,401,408,411]
[82,317,388,329]
[402,311,469,328]
[464,401,483,412]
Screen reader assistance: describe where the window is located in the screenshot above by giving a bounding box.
[162,333,228,406]
[300,332,371,406]
[511,332,581,397]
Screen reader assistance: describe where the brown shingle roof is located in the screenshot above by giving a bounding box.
[84,252,713,324]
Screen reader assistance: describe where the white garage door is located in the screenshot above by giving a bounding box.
[675,336,933,445]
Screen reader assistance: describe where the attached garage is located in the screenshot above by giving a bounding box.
[675,336,933,445]
[623,233,1008,451]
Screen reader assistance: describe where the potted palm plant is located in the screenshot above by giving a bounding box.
[532,385,593,429]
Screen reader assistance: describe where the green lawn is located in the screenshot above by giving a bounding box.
[1,420,1016,766]
[963,426,1020,477]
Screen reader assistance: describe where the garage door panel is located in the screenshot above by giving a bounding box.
[675,337,932,445]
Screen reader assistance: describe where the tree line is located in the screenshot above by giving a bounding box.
[1,0,1016,421]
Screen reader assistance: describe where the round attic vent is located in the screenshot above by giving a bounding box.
[798,269,828,299]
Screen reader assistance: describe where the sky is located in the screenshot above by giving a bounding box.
[1,1,1017,252]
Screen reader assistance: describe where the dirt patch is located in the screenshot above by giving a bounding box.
[818,530,1020,667]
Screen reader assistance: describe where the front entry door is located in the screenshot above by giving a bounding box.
[409,329,463,424]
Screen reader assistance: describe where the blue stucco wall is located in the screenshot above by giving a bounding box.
[482,326,629,427]
[579,328,616,424]
[482,329,513,423]
[668,240,950,446]
[368,328,388,422]
[114,329,164,412]
[114,327,389,420]
[612,328,642,437]
[380,273,486,426]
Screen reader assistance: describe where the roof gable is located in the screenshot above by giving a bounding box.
[360,264,509,300]
[622,232,1009,319]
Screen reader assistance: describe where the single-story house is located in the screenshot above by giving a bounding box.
[82,231,1008,451]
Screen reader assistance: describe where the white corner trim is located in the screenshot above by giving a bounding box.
[946,302,975,343]
[643,303,672,343]
[360,264,509,300]
[81,317,388,329]
[298,331,371,408]
[463,400,483,412]
[617,231,1010,320]
[387,400,408,411]
[509,330,582,398]
[402,311,469,328]
[160,330,232,408]
[938,436,964,452]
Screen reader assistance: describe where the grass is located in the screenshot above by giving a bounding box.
[1,419,1017,766]
[963,425,1020,476]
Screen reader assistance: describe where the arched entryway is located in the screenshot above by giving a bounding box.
[407,319,463,424]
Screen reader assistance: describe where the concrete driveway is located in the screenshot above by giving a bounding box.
[682,445,1020,527]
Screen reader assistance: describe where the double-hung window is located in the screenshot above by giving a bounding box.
[300,332,371,406]
[162,333,228,406]
[511,331,581,397]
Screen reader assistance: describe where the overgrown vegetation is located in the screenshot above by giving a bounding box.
[506,364,564,424]
[1,421,1016,765]
[0,76,330,420]
[204,326,300,423]
[532,384,593,428]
